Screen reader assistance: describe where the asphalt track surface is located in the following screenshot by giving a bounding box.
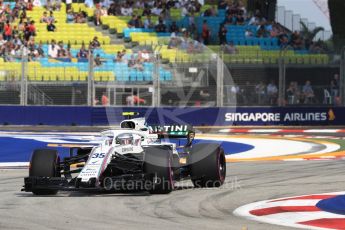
[2,159,345,230]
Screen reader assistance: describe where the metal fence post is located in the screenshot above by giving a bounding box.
[153,53,160,107]
[20,47,28,105]
[340,47,345,106]
[278,49,287,107]
[216,53,224,107]
[88,51,94,106]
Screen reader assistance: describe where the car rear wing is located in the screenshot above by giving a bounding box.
[148,125,194,138]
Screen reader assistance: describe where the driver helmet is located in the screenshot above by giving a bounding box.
[116,133,134,145]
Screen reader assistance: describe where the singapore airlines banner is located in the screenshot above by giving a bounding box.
[223,108,337,125]
[0,106,340,126]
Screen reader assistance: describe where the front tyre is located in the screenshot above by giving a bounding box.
[190,143,226,188]
[144,146,174,194]
[29,149,60,195]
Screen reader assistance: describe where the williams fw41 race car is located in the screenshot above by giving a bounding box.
[22,112,226,195]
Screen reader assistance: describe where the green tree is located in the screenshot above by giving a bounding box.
[300,21,324,41]
[328,0,345,51]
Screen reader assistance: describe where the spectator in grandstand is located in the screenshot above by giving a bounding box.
[333,74,340,89]
[107,3,118,16]
[291,31,304,50]
[248,14,261,26]
[75,11,87,23]
[187,13,197,38]
[199,89,210,105]
[129,15,144,28]
[286,81,298,104]
[267,80,278,105]
[121,3,133,16]
[222,41,238,54]
[93,97,100,105]
[36,41,45,57]
[302,80,315,104]
[238,0,247,17]
[245,29,254,38]
[128,54,144,71]
[48,39,59,58]
[139,49,151,62]
[143,15,154,29]
[201,20,210,45]
[223,13,236,25]
[57,41,66,57]
[169,21,179,33]
[309,41,324,54]
[237,14,245,25]
[180,30,190,49]
[12,34,22,47]
[100,0,111,9]
[47,11,55,23]
[328,80,338,104]
[115,51,122,62]
[218,23,227,45]
[257,25,268,38]
[77,44,88,59]
[100,6,108,17]
[218,0,227,9]
[127,15,136,27]
[94,54,103,66]
[181,3,189,18]
[40,11,49,23]
[160,8,171,21]
[66,9,75,23]
[128,55,136,67]
[45,0,53,11]
[166,0,175,9]
[242,81,254,105]
[3,20,12,41]
[90,36,101,49]
[255,81,266,105]
[120,49,127,61]
[203,5,217,17]
[230,84,240,103]
[187,40,196,53]
[27,35,35,48]
[264,21,273,34]
[151,3,163,16]
[142,4,151,16]
[330,74,340,100]
[11,25,19,38]
[94,3,102,26]
[126,91,146,106]
[278,33,289,49]
[101,92,109,106]
[54,0,61,11]
[155,18,166,32]
[167,33,179,49]
[84,0,94,8]
[47,21,56,32]
[65,0,72,12]
[25,20,36,40]
[0,34,7,48]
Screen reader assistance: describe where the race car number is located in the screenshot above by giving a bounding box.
[92,153,105,158]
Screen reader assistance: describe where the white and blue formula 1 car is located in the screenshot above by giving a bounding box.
[22,112,226,195]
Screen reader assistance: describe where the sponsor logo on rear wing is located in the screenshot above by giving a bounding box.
[148,125,194,137]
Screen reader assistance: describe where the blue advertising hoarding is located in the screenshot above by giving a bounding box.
[0,106,340,126]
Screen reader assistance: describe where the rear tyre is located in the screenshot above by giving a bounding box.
[144,146,174,194]
[190,143,226,188]
[29,149,60,195]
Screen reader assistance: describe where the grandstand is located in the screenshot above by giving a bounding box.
[0,0,339,107]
